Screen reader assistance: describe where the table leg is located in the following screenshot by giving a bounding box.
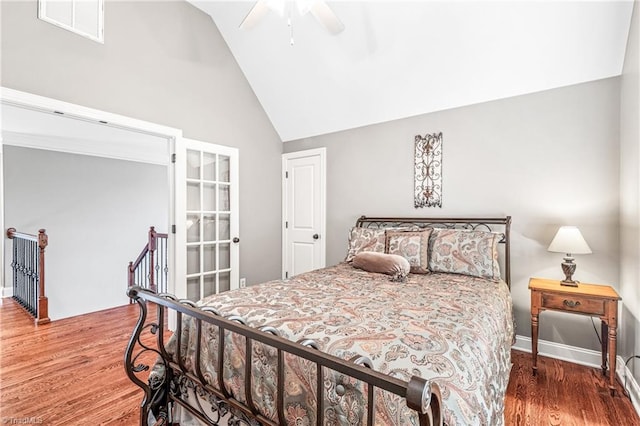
[531,312,539,376]
[601,320,608,375]
[608,324,617,396]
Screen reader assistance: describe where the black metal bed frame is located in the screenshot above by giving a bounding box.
[124,216,512,426]
[355,215,512,288]
[125,289,442,426]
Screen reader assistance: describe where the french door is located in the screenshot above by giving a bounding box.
[175,138,239,301]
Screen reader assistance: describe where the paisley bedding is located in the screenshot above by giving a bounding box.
[158,262,514,425]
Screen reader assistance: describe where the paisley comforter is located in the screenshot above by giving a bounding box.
[158,263,514,425]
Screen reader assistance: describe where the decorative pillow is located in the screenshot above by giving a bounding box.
[352,252,411,282]
[345,227,386,262]
[428,228,501,280]
[385,229,433,274]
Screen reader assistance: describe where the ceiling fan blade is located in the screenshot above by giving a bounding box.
[239,0,270,30]
[309,1,345,35]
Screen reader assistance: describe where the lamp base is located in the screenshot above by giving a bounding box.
[560,279,579,287]
[560,255,578,286]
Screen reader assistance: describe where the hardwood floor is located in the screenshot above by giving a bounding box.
[507,351,639,426]
[1,297,639,425]
[0,298,153,425]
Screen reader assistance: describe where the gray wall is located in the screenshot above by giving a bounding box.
[620,1,640,385]
[284,78,621,353]
[2,0,636,383]
[0,0,283,287]
[3,146,168,320]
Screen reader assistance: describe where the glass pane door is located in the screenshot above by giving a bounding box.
[177,139,238,301]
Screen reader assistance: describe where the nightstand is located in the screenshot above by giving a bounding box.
[529,277,621,395]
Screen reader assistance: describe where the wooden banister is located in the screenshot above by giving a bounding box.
[128,227,168,297]
[6,227,50,325]
[36,229,49,324]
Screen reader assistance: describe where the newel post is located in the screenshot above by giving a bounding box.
[148,226,156,292]
[128,261,135,304]
[36,229,50,325]
[6,227,16,239]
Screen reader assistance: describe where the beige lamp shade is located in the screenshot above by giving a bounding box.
[547,226,592,255]
[548,226,591,286]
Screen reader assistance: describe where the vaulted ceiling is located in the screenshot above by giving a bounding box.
[189,1,634,142]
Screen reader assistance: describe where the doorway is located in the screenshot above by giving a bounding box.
[1,88,181,320]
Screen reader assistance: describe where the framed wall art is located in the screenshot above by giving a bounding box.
[414,132,443,208]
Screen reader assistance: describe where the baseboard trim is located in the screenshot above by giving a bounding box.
[513,335,603,368]
[617,355,640,417]
[514,335,640,417]
[2,287,13,298]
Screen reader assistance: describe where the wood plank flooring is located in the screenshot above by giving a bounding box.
[1,297,639,425]
[507,351,639,425]
[0,298,155,425]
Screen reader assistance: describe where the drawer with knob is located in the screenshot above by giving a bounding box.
[528,277,621,396]
[541,293,604,315]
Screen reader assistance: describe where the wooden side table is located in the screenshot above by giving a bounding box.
[529,277,621,395]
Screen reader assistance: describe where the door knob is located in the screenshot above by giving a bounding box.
[232,237,240,243]
[313,234,319,240]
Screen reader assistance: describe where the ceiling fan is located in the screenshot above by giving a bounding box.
[239,0,345,36]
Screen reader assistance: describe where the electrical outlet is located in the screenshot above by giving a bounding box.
[239,278,246,288]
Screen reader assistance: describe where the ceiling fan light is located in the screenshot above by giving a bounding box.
[240,0,344,36]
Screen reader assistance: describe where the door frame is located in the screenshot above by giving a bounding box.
[281,147,327,279]
[0,87,182,296]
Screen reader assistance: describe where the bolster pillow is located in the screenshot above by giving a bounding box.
[352,252,411,282]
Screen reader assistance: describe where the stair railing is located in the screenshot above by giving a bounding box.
[6,228,50,325]
[128,226,168,296]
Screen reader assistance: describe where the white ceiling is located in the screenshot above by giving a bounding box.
[193,1,634,142]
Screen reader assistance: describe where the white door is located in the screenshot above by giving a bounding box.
[175,138,239,301]
[282,148,326,279]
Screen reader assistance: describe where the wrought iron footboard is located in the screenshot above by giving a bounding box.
[125,286,443,426]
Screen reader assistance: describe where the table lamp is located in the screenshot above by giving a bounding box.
[547,226,592,286]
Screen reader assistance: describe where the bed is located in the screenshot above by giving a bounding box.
[125,216,514,426]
